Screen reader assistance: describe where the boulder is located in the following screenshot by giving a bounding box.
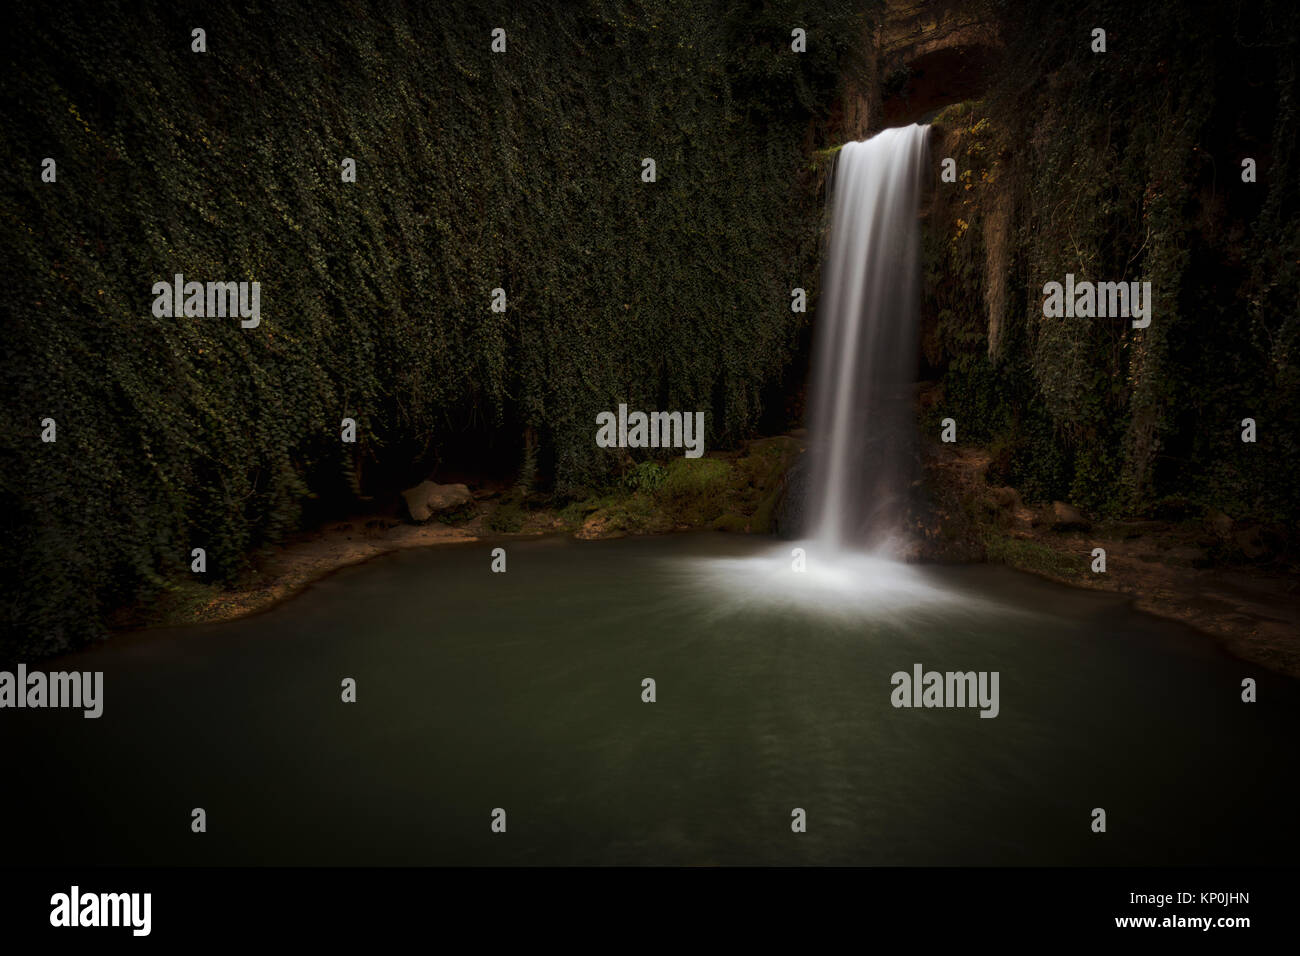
[401,481,473,522]
[1050,501,1091,532]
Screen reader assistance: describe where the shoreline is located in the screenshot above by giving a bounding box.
[986,544,1299,678]
[130,483,1298,681]
[918,443,1299,679]
[132,517,485,631]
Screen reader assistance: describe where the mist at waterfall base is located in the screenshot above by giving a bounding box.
[685,124,934,609]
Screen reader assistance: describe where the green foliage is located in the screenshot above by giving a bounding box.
[558,496,608,530]
[623,461,666,493]
[0,0,876,655]
[659,457,731,500]
[983,534,1084,582]
[721,0,875,125]
[925,0,1299,533]
[486,498,527,533]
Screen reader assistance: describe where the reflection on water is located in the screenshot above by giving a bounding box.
[1,532,1296,866]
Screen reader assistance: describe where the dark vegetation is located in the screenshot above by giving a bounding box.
[3,0,1295,659]
[0,0,874,656]
[921,0,1298,536]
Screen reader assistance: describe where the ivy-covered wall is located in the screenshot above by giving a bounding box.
[0,0,876,656]
[8,0,1292,656]
[921,0,1298,531]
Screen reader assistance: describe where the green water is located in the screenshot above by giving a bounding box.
[2,533,1295,865]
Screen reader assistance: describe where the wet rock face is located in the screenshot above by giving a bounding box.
[771,452,811,539]
[880,0,1000,68]
[401,481,473,523]
[832,1,1001,141]
[876,0,1001,127]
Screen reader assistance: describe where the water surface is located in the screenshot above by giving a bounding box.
[2,533,1295,866]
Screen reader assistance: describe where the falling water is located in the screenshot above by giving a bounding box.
[805,124,930,553]
[679,123,942,611]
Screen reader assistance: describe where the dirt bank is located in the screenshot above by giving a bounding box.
[133,517,483,628]
[916,443,1299,678]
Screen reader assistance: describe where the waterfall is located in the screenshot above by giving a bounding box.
[680,123,941,610]
[805,124,930,554]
